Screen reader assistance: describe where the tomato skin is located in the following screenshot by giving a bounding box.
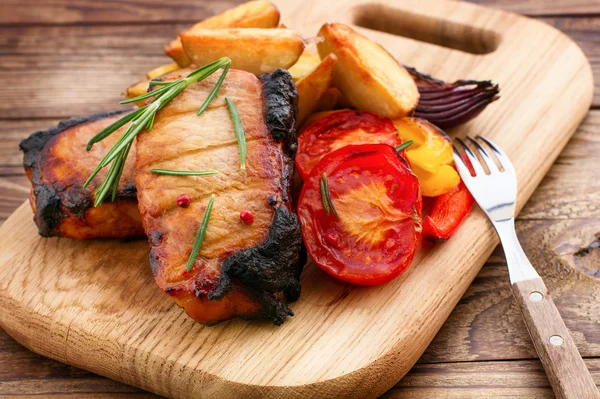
[296,110,401,179]
[298,144,422,286]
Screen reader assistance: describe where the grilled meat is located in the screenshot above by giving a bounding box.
[20,111,144,239]
[135,68,303,325]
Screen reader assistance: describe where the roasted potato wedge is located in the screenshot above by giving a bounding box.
[181,28,304,75]
[166,0,280,66]
[146,63,180,80]
[287,50,321,82]
[315,87,340,112]
[126,80,150,108]
[317,23,419,119]
[296,54,336,125]
[316,87,352,111]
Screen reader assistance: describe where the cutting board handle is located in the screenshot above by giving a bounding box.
[350,3,501,54]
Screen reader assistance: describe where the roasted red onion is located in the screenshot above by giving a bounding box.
[405,66,500,129]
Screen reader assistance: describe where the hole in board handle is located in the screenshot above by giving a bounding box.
[352,4,501,55]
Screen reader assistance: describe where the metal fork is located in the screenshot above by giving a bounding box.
[453,136,599,399]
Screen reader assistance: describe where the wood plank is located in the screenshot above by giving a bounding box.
[0,16,598,119]
[387,358,600,399]
[0,0,243,25]
[470,0,600,16]
[0,379,153,397]
[0,119,60,171]
[518,110,600,220]
[0,24,183,119]
[0,175,29,223]
[0,0,597,25]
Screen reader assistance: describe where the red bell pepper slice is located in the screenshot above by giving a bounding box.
[422,181,474,242]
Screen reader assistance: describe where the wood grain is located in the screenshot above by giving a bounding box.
[0,0,594,398]
[1,0,599,398]
[389,358,600,399]
[0,0,597,25]
[471,0,600,16]
[0,1,243,25]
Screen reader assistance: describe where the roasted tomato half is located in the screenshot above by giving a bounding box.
[295,110,401,179]
[298,144,422,285]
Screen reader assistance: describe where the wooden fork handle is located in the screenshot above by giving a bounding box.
[512,278,599,399]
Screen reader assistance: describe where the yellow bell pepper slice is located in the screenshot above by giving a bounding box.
[393,117,459,196]
[414,164,461,197]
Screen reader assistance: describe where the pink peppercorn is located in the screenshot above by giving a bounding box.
[324,233,339,247]
[176,193,191,208]
[240,210,254,225]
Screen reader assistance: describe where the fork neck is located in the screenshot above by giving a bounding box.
[492,218,541,284]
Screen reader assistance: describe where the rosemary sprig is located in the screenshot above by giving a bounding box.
[150,169,218,176]
[197,62,230,116]
[320,173,338,217]
[225,97,247,171]
[84,57,231,207]
[186,194,216,272]
[395,140,414,152]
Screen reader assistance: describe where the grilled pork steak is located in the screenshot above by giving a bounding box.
[135,68,303,325]
[20,111,144,239]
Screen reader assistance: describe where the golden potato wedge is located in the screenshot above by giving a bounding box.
[296,54,336,125]
[166,0,280,67]
[146,63,180,80]
[126,80,150,108]
[316,87,353,111]
[287,50,321,82]
[317,23,419,119]
[181,28,304,75]
[315,87,340,112]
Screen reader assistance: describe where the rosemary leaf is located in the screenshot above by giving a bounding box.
[86,107,145,151]
[109,142,132,202]
[225,97,246,171]
[395,140,414,152]
[148,79,179,86]
[120,83,175,104]
[186,194,216,272]
[197,62,230,116]
[320,174,331,216]
[147,112,156,131]
[150,169,218,176]
[320,173,338,217]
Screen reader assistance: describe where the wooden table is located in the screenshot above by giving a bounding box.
[0,1,598,397]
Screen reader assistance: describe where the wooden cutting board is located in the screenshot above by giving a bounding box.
[0,0,593,398]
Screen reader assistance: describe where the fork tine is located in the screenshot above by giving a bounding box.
[466,136,497,173]
[456,138,486,177]
[477,136,516,175]
[452,145,474,180]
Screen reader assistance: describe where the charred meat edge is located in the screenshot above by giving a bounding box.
[19,109,135,236]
